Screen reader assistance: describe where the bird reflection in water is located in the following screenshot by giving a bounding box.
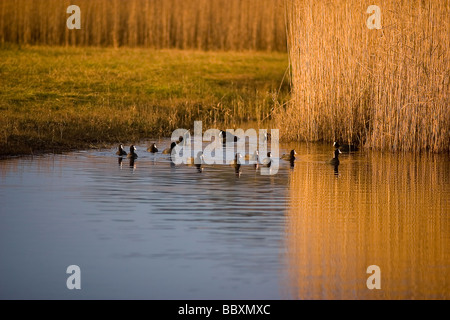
[231,153,243,177]
[290,159,295,169]
[334,164,339,177]
[192,151,204,173]
[129,158,137,170]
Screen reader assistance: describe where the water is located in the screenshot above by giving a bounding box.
[0,140,449,299]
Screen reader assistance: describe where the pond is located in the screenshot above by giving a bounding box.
[0,140,449,299]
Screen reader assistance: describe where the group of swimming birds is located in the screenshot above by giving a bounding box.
[116,133,359,172]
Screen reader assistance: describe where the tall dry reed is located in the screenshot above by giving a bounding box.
[279,0,449,152]
[0,0,286,51]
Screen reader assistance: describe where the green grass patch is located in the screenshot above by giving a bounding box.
[0,45,289,157]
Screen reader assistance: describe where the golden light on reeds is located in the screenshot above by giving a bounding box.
[280,0,449,153]
[0,0,287,51]
[283,152,450,299]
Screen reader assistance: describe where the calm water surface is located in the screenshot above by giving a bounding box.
[0,140,449,299]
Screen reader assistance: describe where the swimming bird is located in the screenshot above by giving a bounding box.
[116,144,127,157]
[147,143,158,153]
[127,145,138,159]
[176,136,184,145]
[262,132,271,142]
[219,130,238,143]
[261,152,272,167]
[329,149,341,166]
[281,150,297,162]
[162,142,177,155]
[333,141,359,152]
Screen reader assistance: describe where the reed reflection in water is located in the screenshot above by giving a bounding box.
[0,142,448,299]
[285,150,450,299]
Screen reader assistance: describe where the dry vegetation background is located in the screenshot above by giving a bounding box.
[280,0,449,152]
[0,0,286,51]
[0,0,449,153]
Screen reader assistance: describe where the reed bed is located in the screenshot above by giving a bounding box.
[0,0,286,51]
[279,0,449,152]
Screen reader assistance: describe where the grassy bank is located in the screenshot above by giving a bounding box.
[0,45,289,157]
[280,0,449,153]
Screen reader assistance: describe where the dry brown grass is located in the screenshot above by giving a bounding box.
[0,0,286,51]
[279,0,449,152]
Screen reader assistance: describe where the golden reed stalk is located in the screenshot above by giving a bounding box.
[0,0,286,51]
[279,0,449,153]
